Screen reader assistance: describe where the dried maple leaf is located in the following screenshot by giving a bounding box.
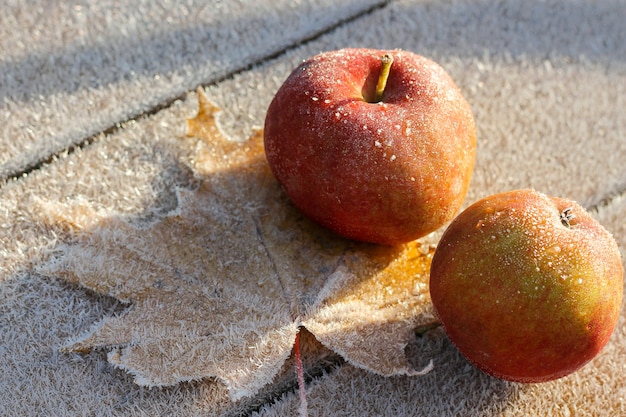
[39,88,437,400]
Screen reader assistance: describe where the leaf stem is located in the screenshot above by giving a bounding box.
[374,53,394,102]
[294,330,308,417]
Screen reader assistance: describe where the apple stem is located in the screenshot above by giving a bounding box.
[374,53,394,102]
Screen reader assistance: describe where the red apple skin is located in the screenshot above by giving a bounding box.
[430,189,624,383]
[263,48,476,245]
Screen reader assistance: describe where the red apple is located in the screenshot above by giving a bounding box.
[263,48,476,245]
[430,189,624,382]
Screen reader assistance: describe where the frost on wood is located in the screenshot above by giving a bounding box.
[39,88,436,400]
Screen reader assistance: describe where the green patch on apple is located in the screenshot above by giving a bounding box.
[430,189,623,382]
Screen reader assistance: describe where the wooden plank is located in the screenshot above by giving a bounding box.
[0,0,386,179]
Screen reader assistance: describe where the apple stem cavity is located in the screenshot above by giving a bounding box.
[374,53,394,102]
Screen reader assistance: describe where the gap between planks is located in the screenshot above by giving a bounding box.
[0,1,392,188]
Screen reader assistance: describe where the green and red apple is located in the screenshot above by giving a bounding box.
[264,48,476,245]
[430,189,624,382]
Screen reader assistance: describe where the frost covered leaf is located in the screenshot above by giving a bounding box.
[304,241,436,376]
[40,88,437,400]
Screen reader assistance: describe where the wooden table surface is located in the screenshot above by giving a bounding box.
[1,1,625,416]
